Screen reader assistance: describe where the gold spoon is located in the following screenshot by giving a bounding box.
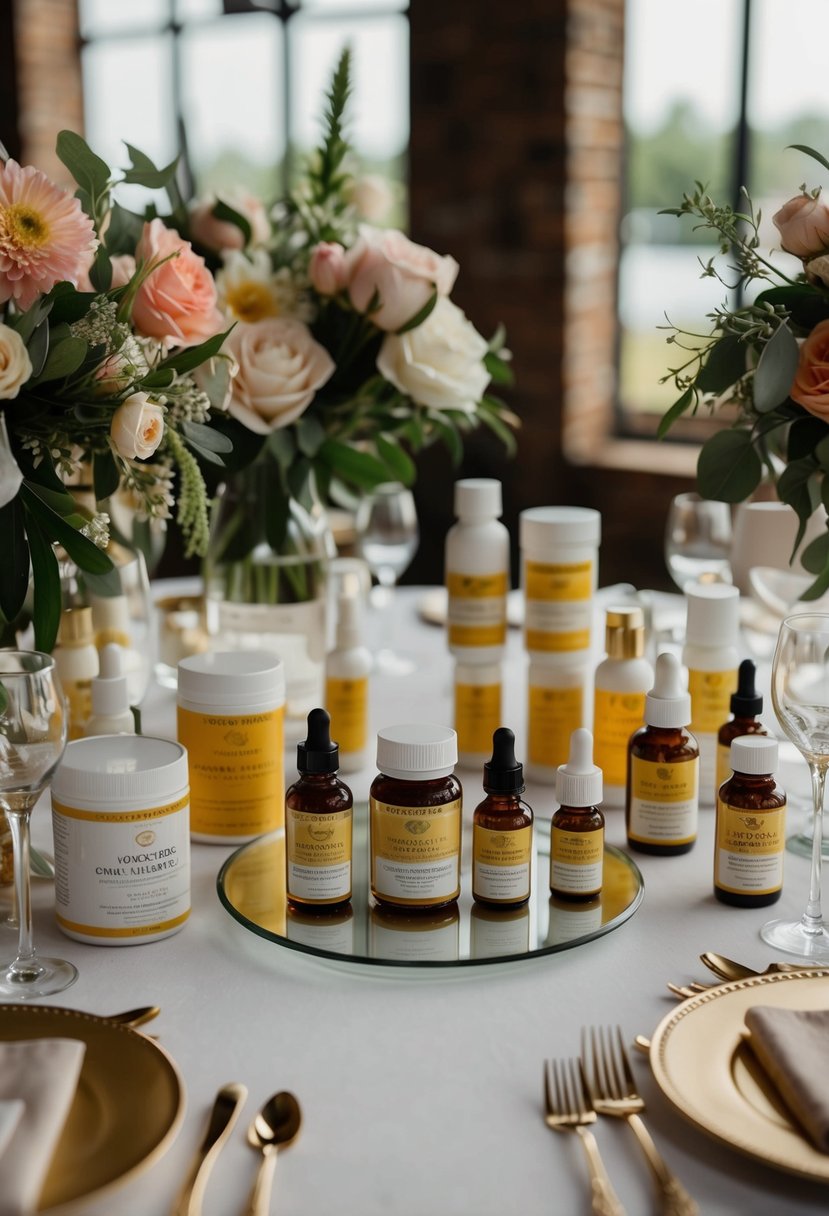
[244,1091,301,1216]
[106,1005,161,1030]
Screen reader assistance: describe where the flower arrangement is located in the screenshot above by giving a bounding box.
[659,143,829,599]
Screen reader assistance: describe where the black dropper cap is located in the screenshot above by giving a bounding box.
[296,708,339,774]
[730,659,763,717]
[483,727,525,794]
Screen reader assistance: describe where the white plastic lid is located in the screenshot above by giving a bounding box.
[684,582,740,647]
[645,653,692,728]
[454,660,502,685]
[91,643,130,717]
[556,728,602,807]
[52,735,188,807]
[90,594,130,634]
[177,650,285,707]
[454,478,502,520]
[730,735,779,776]
[376,724,458,780]
[519,506,601,549]
[335,593,362,650]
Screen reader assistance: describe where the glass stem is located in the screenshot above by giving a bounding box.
[7,808,36,971]
[804,763,827,936]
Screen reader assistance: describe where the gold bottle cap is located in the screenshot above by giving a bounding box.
[605,606,645,659]
[58,606,94,647]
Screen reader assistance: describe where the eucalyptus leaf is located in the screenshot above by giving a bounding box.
[788,417,829,461]
[752,323,800,414]
[31,335,87,384]
[696,335,746,394]
[88,242,113,293]
[657,388,694,439]
[47,284,98,325]
[104,202,145,255]
[376,433,416,485]
[23,512,61,652]
[777,458,819,560]
[800,530,829,576]
[182,420,233,454]
[27,319,49,378]
[141,368,177,391]
[93,450,121,501]
[296,414,326,458]
[205,413,265,473]
[696,430,763,502]
[788,144,829,174]
[0,498,30,623]
[755,285,829,333]
[122,144,179,189]
[10,297,53,344]
[56,131,110,202]
[318,439,393,489]
[158,327,233,375]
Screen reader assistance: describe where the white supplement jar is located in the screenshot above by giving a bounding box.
[519,506,601,656]
[51,735,190,946]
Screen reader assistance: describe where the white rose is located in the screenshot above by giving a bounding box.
[224,318,335,434]
[348,175,395,223]
[0,322,32,400]
[376,297,490,413]
[110,392,165,460]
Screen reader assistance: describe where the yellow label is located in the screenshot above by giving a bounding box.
[65,681,92,740]
[177,704,284,838]
[716,743,732,800]
[370,798,461,906]
[528,684,583,769]
[52,794,189,824]
[286,808,352,904]
[688,668,738,735]
[325,675,368,754]
[593,688,646,787]
[446,572,508,597]
[447,571,508,647]
[56,909,190,939]
[550,827,603,894]
[455,682,501,756]
[715,800,786,894]
[525,560,592,601]
[628,755,698,845]
[525,628,591,653]
[473,824,531,903]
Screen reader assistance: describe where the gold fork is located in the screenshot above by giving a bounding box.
[582,1026,698,1216]
[543,1057,627,1216]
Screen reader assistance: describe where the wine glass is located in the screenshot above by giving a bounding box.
[355,483,419,675]
[0,650,76,997]
[664,492,733,591]
[767,614,829,962]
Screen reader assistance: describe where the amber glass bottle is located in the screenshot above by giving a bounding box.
[472,727,533,909]
[715,658,767,802]
[285,708,353,909]
[551,728,604,900]
[715,736,785,908]
[626,653,699,856]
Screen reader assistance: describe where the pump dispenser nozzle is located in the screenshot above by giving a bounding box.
[90,643,130,718]
[335,592,362,651]
[556,728,602,808]
[297,707,339,774]
[483,727,524,793]
[644,652,692,728]
[730,658,762,717]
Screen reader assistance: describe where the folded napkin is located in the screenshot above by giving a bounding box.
[745,1005,829,1153]
[0,1038,86,1216]
[0,1102,23,1158]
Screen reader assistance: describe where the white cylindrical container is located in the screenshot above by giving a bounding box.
[51,735,190,946]
[682,583,740,807]
[325,593,372,774]
[83,644,135,738]
[593,607,653,808]
[177,650,285,844]
[519,506,600,657]
[53,607,99,741]
[445,478,510,664]
[454,660,502,771]
[525,655,591,790]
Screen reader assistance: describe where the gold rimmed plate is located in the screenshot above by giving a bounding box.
[0,1004,185,1211]
[649,969,829,1182]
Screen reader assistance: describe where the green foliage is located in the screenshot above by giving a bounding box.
[307,47,353,206]
[752,323,799,414]
[696,430,763,502]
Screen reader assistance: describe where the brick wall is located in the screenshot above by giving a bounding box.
[13,0,83,183]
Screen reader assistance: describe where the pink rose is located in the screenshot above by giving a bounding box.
[773,194,829,258]
[133,219,224,348]
[790,320,829,418]
[344,225,459,332]
[308,242,348,295]
[189,193,270,253]
[224,318,335,434]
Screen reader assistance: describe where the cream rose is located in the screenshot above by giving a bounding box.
[773,194,829,258]
[345,225,459,332]
[189,192,270,253]
[0,323,32,400]
[347,175,395,223]
[376,297,490,413]
[133,219,224,348]
[224,318,335,434]
[110,392,165,460]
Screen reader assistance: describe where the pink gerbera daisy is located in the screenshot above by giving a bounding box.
[0,159,98,311]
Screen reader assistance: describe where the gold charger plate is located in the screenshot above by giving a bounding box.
[0,1004,185,1212]
[649,969,829,1182]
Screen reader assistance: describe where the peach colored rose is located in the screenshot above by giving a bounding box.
[347,175,394,223]
[189,192,270,253]
[773,194,829,258]
[344,225,459,332]
[110,392,165,459]
[132,219,224,348]
[0,322,32,400]
[308,242,348,296]
[790,320,829,418]
[110,254,136,289]
[224,318,335,434]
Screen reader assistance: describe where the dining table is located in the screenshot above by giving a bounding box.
[7,581,829,1216]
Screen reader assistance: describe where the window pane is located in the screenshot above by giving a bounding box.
[176,0,222,18]
[80,0,170,36]
[300,0,408,10]
[618,0,742,419]
[180,15,284,198]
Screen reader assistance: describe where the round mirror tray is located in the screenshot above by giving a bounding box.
[217,807,644,971]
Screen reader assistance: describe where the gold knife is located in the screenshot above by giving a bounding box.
[171,1082,248,1216]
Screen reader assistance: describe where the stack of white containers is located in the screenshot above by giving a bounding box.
[445,480,511,769]
[519,507,601,786]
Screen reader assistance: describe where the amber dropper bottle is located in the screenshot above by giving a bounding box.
[715,736,786,908]
[285,708,353,909]
[550,728,604,901]
[715,658,767,803]
[472,727,533,908]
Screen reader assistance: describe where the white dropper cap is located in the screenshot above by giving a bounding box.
[644,653,692,728]
[556,728,603,808]
[685,582,740,648]
[730,735,778,776]
[335,592,362,650]
[91,643,130,718]
[454,478,502,521]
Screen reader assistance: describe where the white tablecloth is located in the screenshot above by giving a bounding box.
[8,586,829,1216]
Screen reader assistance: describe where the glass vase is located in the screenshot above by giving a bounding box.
[204,467,335,741]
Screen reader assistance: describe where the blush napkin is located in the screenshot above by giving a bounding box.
[745,1005,829,1153]
[0,1038,86,1216]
